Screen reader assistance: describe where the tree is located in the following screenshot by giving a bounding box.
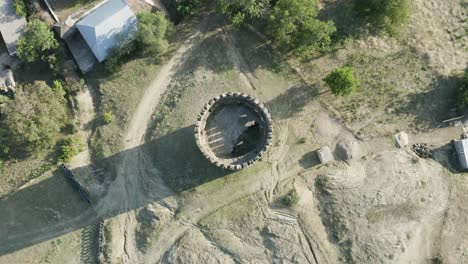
[57,136,83,163]
[137,12,171,56]
[323,67,358,96]
[16,19,58,63]
[355,0,410,36]
[268,0,336,56]
[217,0,269,26]
[0,81,69,157]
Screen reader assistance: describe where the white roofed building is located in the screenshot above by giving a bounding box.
[76,0,137,62]
[453,138,468,170]
[0,0,27,55]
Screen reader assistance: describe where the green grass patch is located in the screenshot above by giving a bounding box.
[88,58,162,160]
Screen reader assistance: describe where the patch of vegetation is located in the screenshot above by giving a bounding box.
[89,58,162,160]
[101,111,113,125]
[324,67,358,96]
[217,0,269,26]
[268,0,336,58]
[297,137,307,144]
[162,0,205,23]
[16,19,58,63]
[57,136,83,163]
[13,0,27,17]
[0,81,70,158]
[137,12,172,56]
[25,162,54,181]
[355,0,410,36]
[283,189,299,207]
[431,256,444,264]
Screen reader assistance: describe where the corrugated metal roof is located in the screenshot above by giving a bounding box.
[454,139,468,169]
[76,0,137,62]
[0,0,27,55]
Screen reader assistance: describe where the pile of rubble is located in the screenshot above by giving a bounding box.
[411,143,434,159]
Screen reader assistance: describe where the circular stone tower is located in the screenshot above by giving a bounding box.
[194,92,273,171]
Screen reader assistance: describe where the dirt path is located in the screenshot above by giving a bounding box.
[97,17,211,263]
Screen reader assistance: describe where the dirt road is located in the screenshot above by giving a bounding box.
[96,17,211,263]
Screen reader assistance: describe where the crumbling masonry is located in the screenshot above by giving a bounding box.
[195,92,273,171]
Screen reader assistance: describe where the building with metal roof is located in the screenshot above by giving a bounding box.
[453,138,468,170]
[76,0,137,62]
[0,0,27,55]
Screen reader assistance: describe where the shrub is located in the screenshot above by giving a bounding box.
[16,19,58,63]
[57,136,83,163]
[101,112,113,125]
[13,0,27,17]
[323,67,358,96]
[268,0,336,57]
[297,138,307,144]
[137,12,171,56]
[162,0,204,22]
[355,0,410,36]
[0,81,69,157]
[283,190,299,207]
[218,0,270,26]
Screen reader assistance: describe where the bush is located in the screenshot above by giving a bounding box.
[268,0,336,57]
[355,0,410,36]
[323,67,358,96]
[162,0,204,22]
[16,19,58,63]
[0,81,69,157]
[13,0,27,17]
[218,0,270,26]
[283,190,299,207]
[57,136,83,163]
[137,12,171,56]
[101,112,113,125]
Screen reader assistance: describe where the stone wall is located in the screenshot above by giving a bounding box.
[194,92,273,171]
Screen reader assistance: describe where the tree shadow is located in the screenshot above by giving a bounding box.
[319,0,368,42]
[0,125,232,256]
[266,84,316,120]
[394,75,458,131]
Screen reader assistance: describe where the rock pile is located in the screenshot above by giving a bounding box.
[411,143,434,159]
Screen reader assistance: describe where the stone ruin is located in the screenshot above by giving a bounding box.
[195,92,273,171]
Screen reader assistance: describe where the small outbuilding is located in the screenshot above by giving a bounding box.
[453,139,468,170]
[0,0,27,55]
[76,0,138,62]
